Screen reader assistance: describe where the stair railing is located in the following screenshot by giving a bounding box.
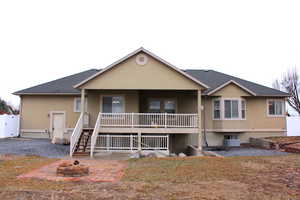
[70,113,84,157]
[90,112,102,157]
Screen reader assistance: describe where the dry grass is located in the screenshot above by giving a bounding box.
[124,156,300,199]
[0,155,300,199]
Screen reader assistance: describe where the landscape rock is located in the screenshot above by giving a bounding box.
[178,152,186,157]
[146,152,157,158]
[155,152,167,158]
[169,153,177,157]
[130,152,140,159]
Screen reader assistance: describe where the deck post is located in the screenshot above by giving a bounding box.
[197,90,202,151]
[164,113,167,128]
[81,89,85,127]
[138,132,142,152]
[130,134,133,152]
[131,112,134,128]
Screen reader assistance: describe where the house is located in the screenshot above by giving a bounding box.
[13,47,289,157]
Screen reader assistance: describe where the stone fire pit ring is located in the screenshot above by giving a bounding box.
[56,160,89,177]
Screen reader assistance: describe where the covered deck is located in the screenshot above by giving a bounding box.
[70,89,203,157]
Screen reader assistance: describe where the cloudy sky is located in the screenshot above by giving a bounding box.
[0,0,299,107]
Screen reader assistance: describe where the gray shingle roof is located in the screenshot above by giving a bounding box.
[14,68,289,97]
[14,69,100,95]
[185,69,289,96]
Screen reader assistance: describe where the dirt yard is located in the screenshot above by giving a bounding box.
[0,154,300,200]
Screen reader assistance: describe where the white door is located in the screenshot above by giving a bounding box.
[52,113,65,143]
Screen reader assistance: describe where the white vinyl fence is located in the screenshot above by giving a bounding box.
[0,115,20,138]
[287,117,300,136]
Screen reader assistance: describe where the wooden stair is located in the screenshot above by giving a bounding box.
[72,128,93,157]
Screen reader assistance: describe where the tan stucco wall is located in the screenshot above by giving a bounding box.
[80,54,204,90]
[204,131,285,146]
[20,83,286,146]
[201,84,286,131]
[213,83,251,97]
[21,95,80,132]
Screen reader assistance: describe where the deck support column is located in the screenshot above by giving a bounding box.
[197,90,202,151]
[81,89,85,127]
[138,132,142,152]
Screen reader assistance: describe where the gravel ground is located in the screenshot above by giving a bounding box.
[212,147,289,157]
[0,138,69,158]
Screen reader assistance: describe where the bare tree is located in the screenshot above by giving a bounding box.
[274,68,300,115]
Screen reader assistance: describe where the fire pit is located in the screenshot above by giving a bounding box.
[56,160,89,177]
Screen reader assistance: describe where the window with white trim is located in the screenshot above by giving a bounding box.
[74,98,87,112]
[102,96,124,113]
[213,100,221,119]
[212,98,246,120]
[241,100,246,119]
[224,99,239,119]
[268,99,285,116]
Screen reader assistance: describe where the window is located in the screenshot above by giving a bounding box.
[74,98,87,112]
[102,96,124,113]
[241,100,246,119]
[148,99,176,113]
[213,98,246,120]
[213,100,221,119]
[224,100,239,119]
[224,135,238,140]
[268,100,284,116]
[164,100,176,114]
[149,100,161,113]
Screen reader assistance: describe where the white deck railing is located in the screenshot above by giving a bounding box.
[99,113,198,128]
[90,112,102,157]
[70,113,83,157]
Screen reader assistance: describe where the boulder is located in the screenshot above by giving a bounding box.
[146,152,157,158]
[178,152,186,157]
[130,152,140,159]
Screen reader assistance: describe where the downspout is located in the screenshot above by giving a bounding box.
[203,95,208,147]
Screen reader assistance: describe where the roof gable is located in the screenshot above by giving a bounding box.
[74,47,209,89]
[207,80,256,96]
[185,70,289,97]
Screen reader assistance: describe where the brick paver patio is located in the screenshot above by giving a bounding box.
[18,159,127,182]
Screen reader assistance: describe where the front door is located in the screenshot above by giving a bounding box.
[51,112,65,144]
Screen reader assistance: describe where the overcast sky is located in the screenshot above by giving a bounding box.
[0,0,299,107]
